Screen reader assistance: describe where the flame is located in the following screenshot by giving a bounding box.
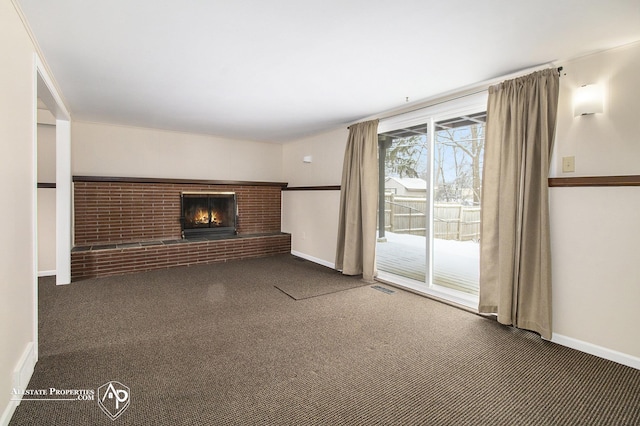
[193,208,209,224]
[190,208,223,226]
[211,211,222,225]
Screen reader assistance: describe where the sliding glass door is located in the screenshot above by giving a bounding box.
[376,123,429,283]
[431,113,484,297]
[376,95,486,307]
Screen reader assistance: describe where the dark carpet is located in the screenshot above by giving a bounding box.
[274,259,368,300]
[10,254,640,425]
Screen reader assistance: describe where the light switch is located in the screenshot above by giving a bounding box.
[562,156,575,173]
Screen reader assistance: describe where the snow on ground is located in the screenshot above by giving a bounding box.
[376,232,479,294]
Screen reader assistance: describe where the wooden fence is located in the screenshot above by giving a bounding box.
[383,194,480,241]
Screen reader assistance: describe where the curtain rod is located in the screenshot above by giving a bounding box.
[350,66,564,127]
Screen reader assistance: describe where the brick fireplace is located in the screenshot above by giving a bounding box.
[181,191,237,238]
[71,176,291,280]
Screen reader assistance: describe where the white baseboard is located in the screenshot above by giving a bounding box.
[552,333,640,370]
[286,251,640,372]
[1,342,36,426]
[290,250,335,269]
[37,270,56,277]
[0,398,17,426]
[13,342,36,403]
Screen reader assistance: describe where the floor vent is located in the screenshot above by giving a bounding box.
[371,285,395,295]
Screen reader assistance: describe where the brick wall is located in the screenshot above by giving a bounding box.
[71,233,292,280]
[71,178,291,280]
[74,181,283,245]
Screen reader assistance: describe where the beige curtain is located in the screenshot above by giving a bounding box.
[335,119,379,282]
[479,69,559,339]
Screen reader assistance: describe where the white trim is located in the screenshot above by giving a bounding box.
[37,270,56,277]
[276,257,640,371]
[376,271,478,310]
[29,54,71,400]
[33,55,72,286]
[0,401,16,426]
[13,342,36,404]
[290,250,335,269]
[375,272,640,371]
[34,57,70,120]
[289,251,480,311]
[31,55,39,363]
[425,117,435,293]
[378,92,488,134]
[552,333,640,371]
[0,342,37,425]
[377,93,484,311]
[55,119,71,285]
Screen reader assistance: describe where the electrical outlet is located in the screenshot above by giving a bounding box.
[562,156,575,173]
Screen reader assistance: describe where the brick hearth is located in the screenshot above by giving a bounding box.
[71,177,291,280]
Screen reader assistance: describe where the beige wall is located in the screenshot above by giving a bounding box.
[37,124,56,274]
[550,42,640,358]
[282,43,640,363]
[37,189,56,274]
[281,128,347,265]
[551,42,640,177]
[37,124,56,182]
[281,190,341,266]
[281,127,347,187]
[1,11,637,426]
[72,121,283,182]
[0,0,37,421]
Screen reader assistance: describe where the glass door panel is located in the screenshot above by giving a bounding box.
[431,113,485,296]
[376,106,486,307]
[376,124,429,284]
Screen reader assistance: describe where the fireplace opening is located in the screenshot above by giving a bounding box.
[181,192,237,238]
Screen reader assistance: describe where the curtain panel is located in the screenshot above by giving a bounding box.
[479,69,559,339]
[335,119,379,282]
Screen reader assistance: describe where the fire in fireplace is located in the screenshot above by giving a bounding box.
[181,192,237,238]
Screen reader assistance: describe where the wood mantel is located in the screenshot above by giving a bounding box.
[548,175,640,187]
[73,175,288,187]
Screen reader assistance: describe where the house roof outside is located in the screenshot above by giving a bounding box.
[386,177,427,192]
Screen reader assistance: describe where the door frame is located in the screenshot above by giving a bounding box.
[33,54,71,361]
[376,92,487,309]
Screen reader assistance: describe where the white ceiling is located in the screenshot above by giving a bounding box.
[17,0,640,142]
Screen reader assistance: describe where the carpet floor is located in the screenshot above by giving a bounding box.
[9,254,640,425]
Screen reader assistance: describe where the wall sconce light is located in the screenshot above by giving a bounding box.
[574,84,604,116]
[303,155,312,163]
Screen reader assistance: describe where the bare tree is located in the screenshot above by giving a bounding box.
[435,123,484,204]
[382,123,484,205]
